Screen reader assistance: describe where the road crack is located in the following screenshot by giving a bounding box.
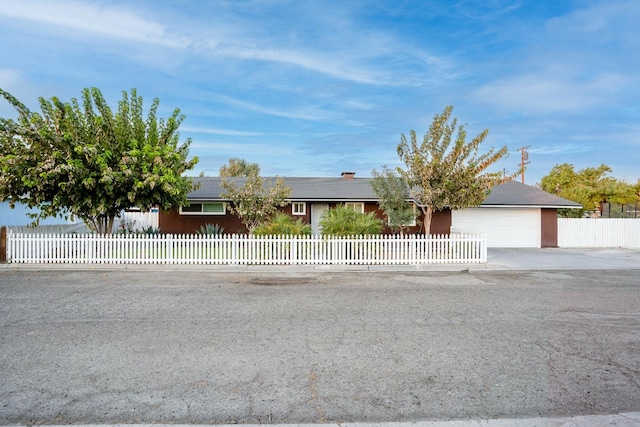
[308,371,325,422]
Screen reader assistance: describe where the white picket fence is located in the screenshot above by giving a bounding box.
[558,218,640,249]
[6,232,487,265]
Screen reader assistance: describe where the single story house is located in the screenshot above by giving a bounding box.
[159,172,581,248]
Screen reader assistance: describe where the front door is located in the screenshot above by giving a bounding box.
[310,204,329,235]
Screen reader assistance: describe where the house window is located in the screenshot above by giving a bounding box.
[388,211,417,227]
[344,202,365,213]
[385,204,418,227]
[292,202,306,215]
[180,202,225,215]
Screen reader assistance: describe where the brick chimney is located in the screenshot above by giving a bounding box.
[341,172,356,180]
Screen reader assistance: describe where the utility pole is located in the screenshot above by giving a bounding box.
[517,145,531,184]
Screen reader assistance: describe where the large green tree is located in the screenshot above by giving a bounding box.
[540,163,638,217]
[0,87,197,233]
[220,171,291,233]
[396,106,510,233]
[219,157,260,177]
[370,165,415,234]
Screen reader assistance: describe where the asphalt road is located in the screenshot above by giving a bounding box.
[1,267,639,424]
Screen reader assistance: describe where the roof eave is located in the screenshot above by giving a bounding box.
[480,204,583,209]
[188,197,380,203]
[288,198,379,202]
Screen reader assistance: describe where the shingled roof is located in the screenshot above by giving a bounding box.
[482,180,581,208]
[187,176,379,202]
[187,176,581,208]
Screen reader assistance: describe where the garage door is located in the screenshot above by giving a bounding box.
[451,208,541,248]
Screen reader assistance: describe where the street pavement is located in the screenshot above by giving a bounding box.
[2,247,640,273]
[1,248,639,426]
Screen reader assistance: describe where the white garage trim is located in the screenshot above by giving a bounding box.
[452,208,541,248]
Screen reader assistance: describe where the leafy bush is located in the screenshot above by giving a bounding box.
[196,223,225,236]
[253,212,312,235]
[320,205,383,236]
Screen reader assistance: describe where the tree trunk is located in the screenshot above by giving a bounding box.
[86,216,116,234]
[421,205,433,235]
[107,216,115,235]
[98,218,107,235]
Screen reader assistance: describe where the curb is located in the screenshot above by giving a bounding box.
[5,412,640,427]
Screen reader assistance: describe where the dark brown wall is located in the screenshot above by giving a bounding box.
[159,210,246,234]
[541,208,558,248]
[368,204,451,235]
[430,209,452,235]
[365,202,392,234]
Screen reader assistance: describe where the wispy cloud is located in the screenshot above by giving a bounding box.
[471,73,629,114]
[0,0,187,48]
[545,0,640,43]
[0,69,22,89]
[0,1,450,87]
[189,141,279,154]
[209,93,339,122]
[468,0,639,116]
[530,145,592,156]
[185,2,452,87]
[214,45,383,86]
[190,141,298,167]
[181,126,263,137]
[340,99,379,111]
[455,0,524,19]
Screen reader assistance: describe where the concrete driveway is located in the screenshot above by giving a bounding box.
[486,247,640,271]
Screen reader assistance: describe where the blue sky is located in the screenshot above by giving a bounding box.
[1,0,639,186]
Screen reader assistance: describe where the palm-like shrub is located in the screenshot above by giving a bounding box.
[319,205,383,236]
[253,212,312,235]
[196,223,225,236]
[139,226,161,235]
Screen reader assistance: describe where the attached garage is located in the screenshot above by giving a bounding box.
[449,181,582,248]
[452,207,541,248]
